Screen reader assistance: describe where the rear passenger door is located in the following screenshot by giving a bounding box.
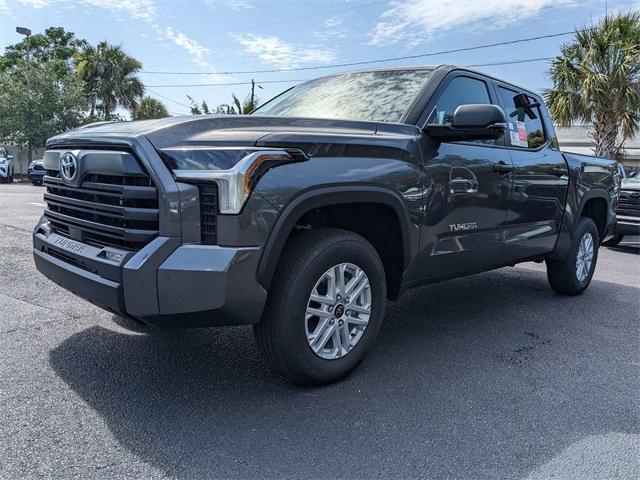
[493,82,569,260]
[416,73,513,280]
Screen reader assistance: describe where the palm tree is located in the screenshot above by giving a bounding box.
[216,93,259,115]
[134,97,169,120]
[545,12,640,159]
[75,41,144,120]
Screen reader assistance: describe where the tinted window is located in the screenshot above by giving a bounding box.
[428,76,491,125]
[497,87,546,149]
[253,69,433,123]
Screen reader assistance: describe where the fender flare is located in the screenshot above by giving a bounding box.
[577,187,610,219]
[256,185,415,290]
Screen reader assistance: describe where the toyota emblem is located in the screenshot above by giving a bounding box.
[60,152,77,182]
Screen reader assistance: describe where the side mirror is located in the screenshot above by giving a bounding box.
[7,155,13,160]
[425,104,507,141]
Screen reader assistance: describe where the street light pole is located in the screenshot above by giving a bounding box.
[16,27,32,167]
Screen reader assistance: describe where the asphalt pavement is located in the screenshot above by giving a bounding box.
[1,183,638,479]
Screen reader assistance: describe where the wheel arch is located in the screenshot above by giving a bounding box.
[257,185,415,294]
[577,189,610,239]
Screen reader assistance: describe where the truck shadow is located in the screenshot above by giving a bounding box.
[48,267,639,478]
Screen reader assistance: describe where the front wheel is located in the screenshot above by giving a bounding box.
[546,217,599,295]
[254,228,387,386]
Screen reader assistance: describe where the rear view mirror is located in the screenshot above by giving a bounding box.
[425,104,507,141]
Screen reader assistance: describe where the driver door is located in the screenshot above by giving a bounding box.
[416,73,513,280]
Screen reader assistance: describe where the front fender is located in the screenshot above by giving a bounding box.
[256,184,419,291]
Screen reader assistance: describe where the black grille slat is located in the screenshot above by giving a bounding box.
[43,152,159,250]
[198,184,218,245]
[44,192,159,222]
[43,209,158,243]
[617,191,640,216]
[45,176,157,200]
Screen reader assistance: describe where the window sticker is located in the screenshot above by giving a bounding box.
[517,120,527,146]
[510,131,521,147]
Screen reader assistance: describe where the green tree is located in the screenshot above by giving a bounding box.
[545,12,640,159]
[0,60,88,172]
[0,27,87,74]
[134,97,169,120]
[187,95,212,114]
[216,92,260,115]
[74,41,144,119]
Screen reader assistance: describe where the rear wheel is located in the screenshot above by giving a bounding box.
[546,217,599,295]
[254,228,387,386]
[603,234,624,247]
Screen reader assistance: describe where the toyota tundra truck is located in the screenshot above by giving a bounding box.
[33,66,618,385]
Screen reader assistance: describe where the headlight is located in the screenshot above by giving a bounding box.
[161,147,307,214]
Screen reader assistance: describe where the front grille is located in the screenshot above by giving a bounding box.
[617,190,640,217]
[198,184,218,244]
[43,164,159,250]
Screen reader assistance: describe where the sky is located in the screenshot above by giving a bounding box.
[1,0,638,116]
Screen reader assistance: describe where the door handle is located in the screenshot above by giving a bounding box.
[550,167,568,177]
[493,162,514,174]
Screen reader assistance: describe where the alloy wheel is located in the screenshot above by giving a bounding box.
[576,232,594,282]
[305,263,372,360]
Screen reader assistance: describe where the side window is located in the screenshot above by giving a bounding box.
[428,76,492,125]
[497,87,546,149]
[428,76,495,145]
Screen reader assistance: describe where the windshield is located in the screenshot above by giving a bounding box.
[253,69,434,123]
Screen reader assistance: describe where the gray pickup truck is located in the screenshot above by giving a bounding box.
[33,66,618,385]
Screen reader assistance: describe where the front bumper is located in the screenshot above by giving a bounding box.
[613,215,640,236]
[28,171,45,182]
[33,220,267,327]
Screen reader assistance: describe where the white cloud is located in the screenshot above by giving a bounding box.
[370,0,572,44]
[164,27,211,66]
[236,34,336,69]
[80,0,158,22]
[4,0,218,71]
[204,0,253,10]
[323,17,343,28]
[227,0,253,10]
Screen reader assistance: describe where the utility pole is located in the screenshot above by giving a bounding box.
[250,79,255,111]
[16,27,32,169]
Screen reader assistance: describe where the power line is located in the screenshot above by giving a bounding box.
[145,87,192,110]
[142,57,556,88]
[141,30,578,76]
[469,57,553,67]
[145,79,307,88]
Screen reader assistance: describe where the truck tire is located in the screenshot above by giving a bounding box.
[254,228,387,386]
[603,234,624,247]
[546,217,599,295]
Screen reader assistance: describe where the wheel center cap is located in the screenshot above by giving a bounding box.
[334,304,345,318]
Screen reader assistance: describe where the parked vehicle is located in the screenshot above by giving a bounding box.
[603,176,640,246]
[0,147,15,183]
[28,159,46,185]
[33,66,618,385]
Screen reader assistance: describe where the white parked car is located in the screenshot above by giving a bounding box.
[0,147,15,183]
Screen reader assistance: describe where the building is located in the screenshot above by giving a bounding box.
[556,125,640,173]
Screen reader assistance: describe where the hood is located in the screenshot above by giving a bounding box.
[621,178,640,191]
[47,115,419,159]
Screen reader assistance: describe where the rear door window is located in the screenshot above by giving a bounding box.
[497,87,546,149]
